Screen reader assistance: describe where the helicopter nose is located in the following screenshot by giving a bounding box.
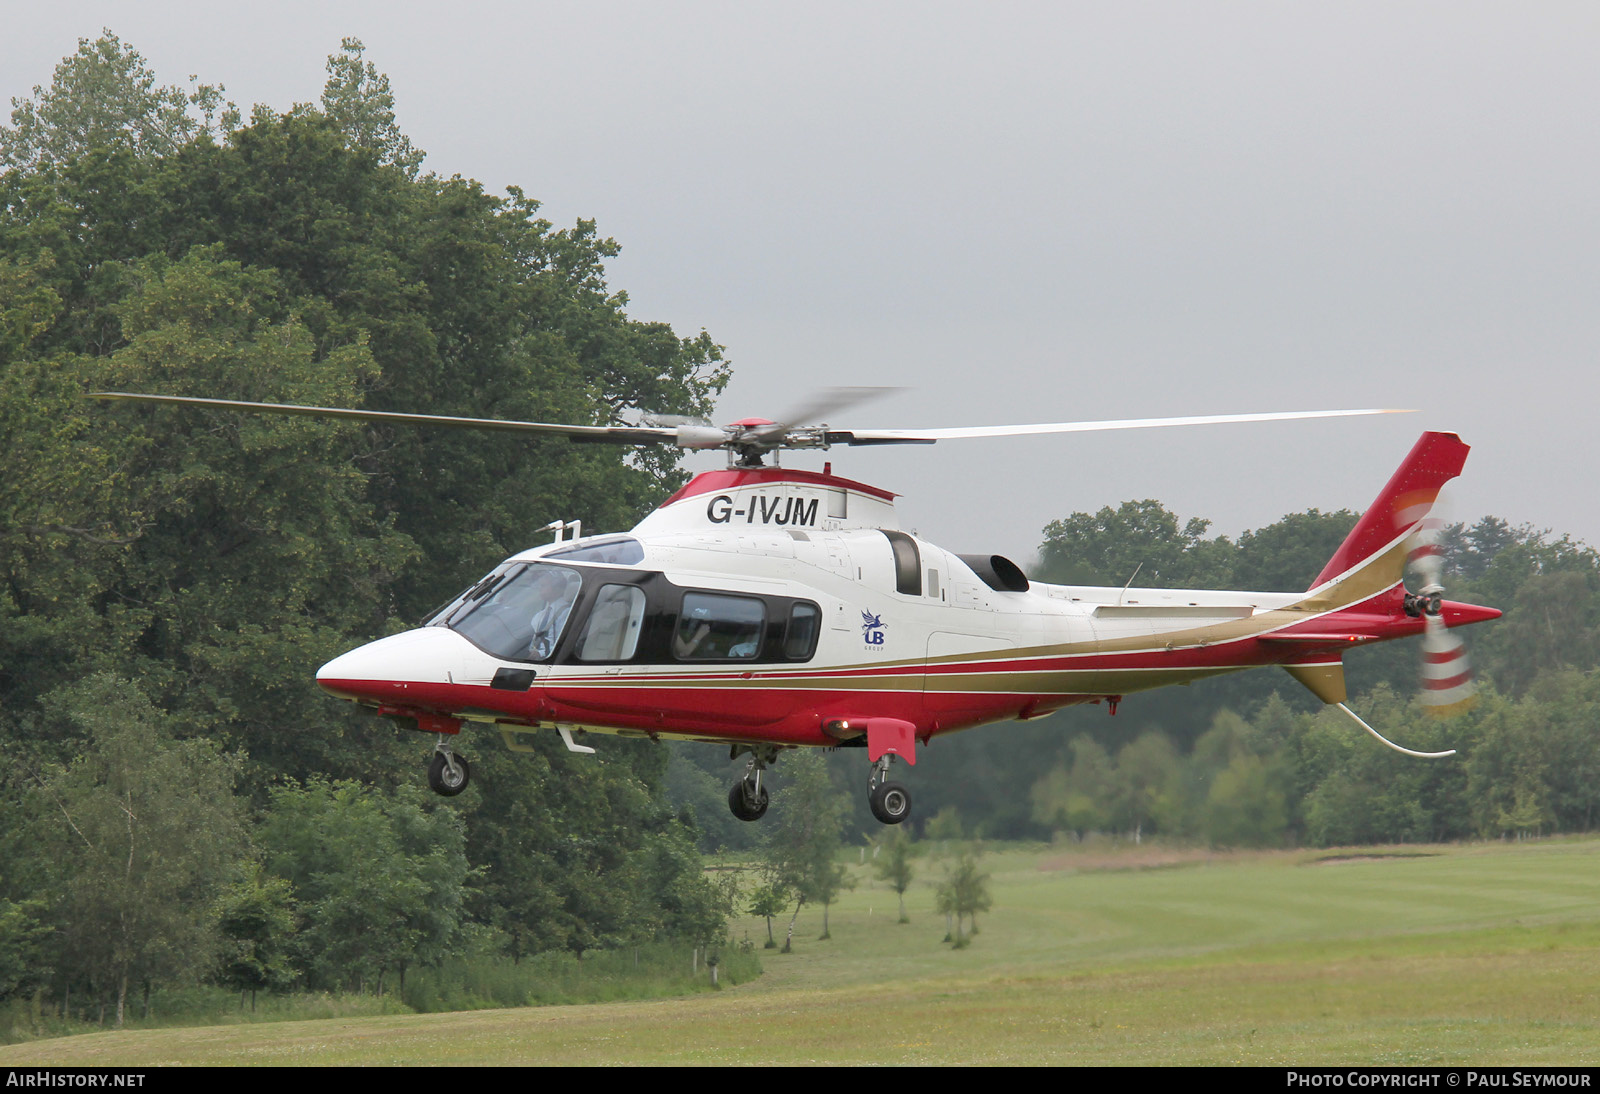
[317,627,475,702]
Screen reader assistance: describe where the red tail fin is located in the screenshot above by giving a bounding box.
[1308,432,1471,591]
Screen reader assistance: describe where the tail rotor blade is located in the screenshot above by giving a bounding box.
[1421,612,1477,715]
[1405,491,1477,716]
[1403,497,1450,595]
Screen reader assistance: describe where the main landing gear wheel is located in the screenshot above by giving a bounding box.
[727,745,777,821]
[428,750,470,796]
[728,780,769,822]
[869,780,911,825]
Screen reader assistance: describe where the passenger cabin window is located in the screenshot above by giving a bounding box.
[882,530,922,596]
[784,602,821,659]
[674,593,764,660]
[576,584,646,661]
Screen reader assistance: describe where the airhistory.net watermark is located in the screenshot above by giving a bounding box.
[5,1074,145,1087]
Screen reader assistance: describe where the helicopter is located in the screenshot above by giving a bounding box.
[90,391,1500,825]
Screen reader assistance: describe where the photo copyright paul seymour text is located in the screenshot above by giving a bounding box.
[1288,1075,1592,1088]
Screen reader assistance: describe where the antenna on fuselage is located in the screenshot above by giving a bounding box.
[542,519,582,543]
[1117,563,1144,606]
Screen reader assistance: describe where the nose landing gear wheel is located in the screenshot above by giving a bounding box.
[869,780,911,825]
[729,780,769,821]
[428,750,470,796]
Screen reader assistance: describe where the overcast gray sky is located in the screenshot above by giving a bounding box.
[6,2,1597,570]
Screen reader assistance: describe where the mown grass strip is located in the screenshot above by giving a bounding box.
[5,838,1597,1065]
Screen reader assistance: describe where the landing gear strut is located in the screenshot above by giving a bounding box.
[728,745,776,821]
[868,754,911,825]
[428,739,470,796]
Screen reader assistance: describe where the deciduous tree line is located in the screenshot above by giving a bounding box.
[0,34,731,1025]
[917,503,1600,844]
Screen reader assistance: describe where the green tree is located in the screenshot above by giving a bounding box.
[0,32,728,790]
[1189,711,1291,848]
[936,848,992,948]
[873,829,916,923]
[260,779,469,993]
[745,882,788,949]
[1037,500,1233,589]
[632,814,737,952]
[319,38,422,175]
[1030,736,1114,838]
[1203,752,1289,848]
[22,674,248,1027]
[215,862,299,1009]
[0,29,745,999]
[1111,731,1184,841]
[924,804,965,844]
[1441,516,1521,582]
[1231,509,1358,591]
[100,246,418,779]
[1,31,237,170]
[1448,527,1600,697]
[0,895,52,1003]
[764,751,853,950]
[1462,671,1600,837]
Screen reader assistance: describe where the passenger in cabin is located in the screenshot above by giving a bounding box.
[673,595,763,660]
[673,609,712,659]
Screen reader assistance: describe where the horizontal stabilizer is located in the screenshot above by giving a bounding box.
[1283,660,1347,705]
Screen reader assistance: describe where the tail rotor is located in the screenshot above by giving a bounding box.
[1405,510,1478,715]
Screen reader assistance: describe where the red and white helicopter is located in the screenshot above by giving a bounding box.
[93,392,1500,824]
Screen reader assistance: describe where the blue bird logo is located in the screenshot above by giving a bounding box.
[861,610,886,646]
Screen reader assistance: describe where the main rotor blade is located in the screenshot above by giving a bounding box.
[828,407,1414,445]
[766,386,898,432]
[93,394,1415,454]
[89,393,680,445]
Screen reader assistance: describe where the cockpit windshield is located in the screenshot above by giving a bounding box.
[436,563,582,662]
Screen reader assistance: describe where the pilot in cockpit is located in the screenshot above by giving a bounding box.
[527,568,575,659]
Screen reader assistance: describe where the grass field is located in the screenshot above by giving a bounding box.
[4,837,1599,1066]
